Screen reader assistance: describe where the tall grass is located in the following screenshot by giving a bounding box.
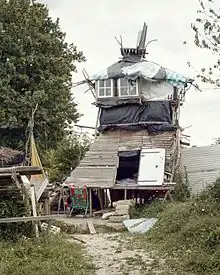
[134,178,220,274]
[0,235,94,275]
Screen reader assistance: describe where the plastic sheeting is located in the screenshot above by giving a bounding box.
[93,59,190,88]
[123,218,158,234]
[140,79,174,101]
[118,151,140,157]
[98,101,175,133]
[122,61,162,79]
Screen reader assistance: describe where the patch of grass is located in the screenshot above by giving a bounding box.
[0,235,94,275]
[132,178,220,275]
[130,199,168,219]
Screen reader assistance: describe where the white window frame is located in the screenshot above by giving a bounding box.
[117,78,139,97]
[96,79,114,98]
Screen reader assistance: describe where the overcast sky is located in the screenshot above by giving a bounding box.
[40,0,220,146]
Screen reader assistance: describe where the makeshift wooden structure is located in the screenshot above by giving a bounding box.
[0,107,50,235]
[65,22,193,214]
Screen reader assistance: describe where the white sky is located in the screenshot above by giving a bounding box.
[40,0,220,146]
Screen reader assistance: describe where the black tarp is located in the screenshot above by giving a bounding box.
[118,150,140,158]
[98,101,175,133]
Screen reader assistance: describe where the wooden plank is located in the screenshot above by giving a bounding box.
[30,184,39,237]
[87,221,96,234]
[73,167,116,178]
[111,185,175,191]
[89,146,119,152]
[65,178,114,188]
[0,166,42,175]
[84,151,117,156]
[0,215,60,224]
[80,161,117,166]
[119,146,141,151]
[0,173,20,178]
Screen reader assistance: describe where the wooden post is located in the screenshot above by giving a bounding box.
[89,188,93,216]
[30,184,39,238]
[124,189,127,200]
[58,190,62,214]
[97,189,103,209]
[94,108,101,138]
[104,189,108,208]
[62,188,66,214]
[48,193,51,215]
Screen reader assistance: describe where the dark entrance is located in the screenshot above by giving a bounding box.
[116,150,140,182]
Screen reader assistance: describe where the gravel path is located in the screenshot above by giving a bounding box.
[69,233,157,275]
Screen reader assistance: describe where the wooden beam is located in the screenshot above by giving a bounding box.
[0,173,20,178]
[94,108,101,138]
[110,185,175,191]
[101,122,178,128]
[0,166,42,175]
[75,124,95,130]
[87,221,96,234]
[0,215,60,224]
[30,184,39,237]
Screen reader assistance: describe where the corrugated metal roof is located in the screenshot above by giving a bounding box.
[65,130,175,188]
[181,144,220,194]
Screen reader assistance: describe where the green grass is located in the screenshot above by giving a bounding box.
[132,179,220,275]
[0,235,94,275]
[130,199,167,219]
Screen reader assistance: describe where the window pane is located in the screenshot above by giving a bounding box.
[105,88,112,96]
[129,86,137,95]
[106,79,111,87]
[120,78,129,87]
[120,87,129,96]
[99,80,105,87]
[99,88,105,96]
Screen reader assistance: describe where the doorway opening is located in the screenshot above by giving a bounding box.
[116,150,140,184]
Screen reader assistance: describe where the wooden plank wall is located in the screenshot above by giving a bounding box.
[65,130,176,188]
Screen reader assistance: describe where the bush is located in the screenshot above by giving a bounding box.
[0,200,33,241]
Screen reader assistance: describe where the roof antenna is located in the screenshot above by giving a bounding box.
[137,22,157,56]
[137,22,148,50]
[115,35,124,55]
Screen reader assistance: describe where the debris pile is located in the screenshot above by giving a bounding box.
[0,147,25,166]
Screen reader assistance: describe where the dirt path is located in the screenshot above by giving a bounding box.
[70,233,158,275]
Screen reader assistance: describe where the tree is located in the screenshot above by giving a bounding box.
[42,132,91,182]
[215,137,220,144]
[0,0,85,151]
[191,0,220,85]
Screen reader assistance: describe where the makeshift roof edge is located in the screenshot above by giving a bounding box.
[92,59,193,88]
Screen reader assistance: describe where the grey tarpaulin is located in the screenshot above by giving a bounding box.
[123,218,158,234]
[98,101,175,133]
[93,59,166,81]
[93,58,191,88]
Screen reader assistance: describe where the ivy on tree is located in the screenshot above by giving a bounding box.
[192,0,220,85]
[0,0,85,150]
